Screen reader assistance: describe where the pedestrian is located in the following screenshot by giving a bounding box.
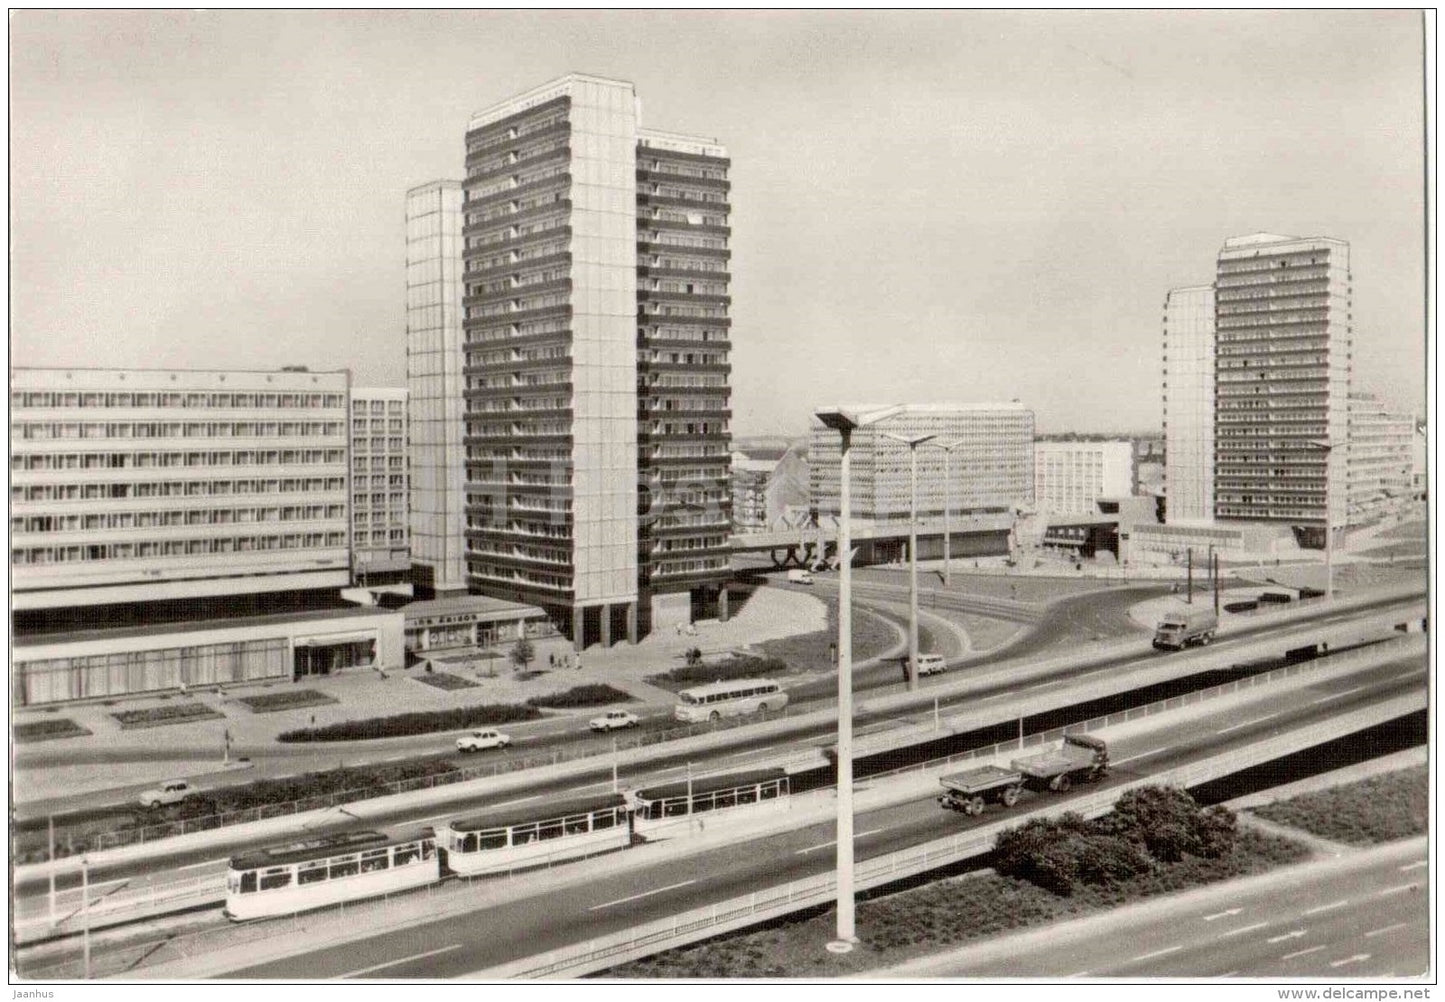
[549,653,556,668]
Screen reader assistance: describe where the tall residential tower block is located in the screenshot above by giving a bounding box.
[409,74,733,645]
[1214,233,1351,546]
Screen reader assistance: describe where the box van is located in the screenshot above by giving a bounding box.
[916,653,947,676]
[786,569,814,584]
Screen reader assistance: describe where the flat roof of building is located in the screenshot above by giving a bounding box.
[402,594,546,621]
[14,604,396,649]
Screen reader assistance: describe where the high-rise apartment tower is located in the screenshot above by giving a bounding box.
[1162,285,1216,524]
[438,74,731,645]
[1214,233,1351,546]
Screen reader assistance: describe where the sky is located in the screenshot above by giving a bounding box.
[9,10,1428,436]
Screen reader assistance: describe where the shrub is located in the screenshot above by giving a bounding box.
[528,684,634,709]
[111,703,223,729]
[14,718,93,743]
[413,673,479,691]
[277,703,541,742]
[651,655,790,687]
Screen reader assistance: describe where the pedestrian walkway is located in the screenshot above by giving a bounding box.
[11,587,831,805]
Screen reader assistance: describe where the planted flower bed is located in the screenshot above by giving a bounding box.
[111,702,223,729]
[413,672,480,691]
[236,689,338,713]
[14,718,93,743]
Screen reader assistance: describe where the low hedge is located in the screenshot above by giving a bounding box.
[528,684,634,708]
[649,655,790,688]
[277,702,541,742]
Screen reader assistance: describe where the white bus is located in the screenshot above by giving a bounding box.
[673,678,788,723]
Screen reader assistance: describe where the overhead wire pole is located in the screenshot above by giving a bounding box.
[925,439,962,589]
[1308,439,1336,601]
[816,404,902,953]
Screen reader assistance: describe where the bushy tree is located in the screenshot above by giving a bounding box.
[509,637,536,672]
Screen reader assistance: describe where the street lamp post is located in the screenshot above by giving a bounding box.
[815,405,902,952]
[81,854,91,979]
[1308,439,1336,601]
[884,432,936,692]
[925,439,962,588]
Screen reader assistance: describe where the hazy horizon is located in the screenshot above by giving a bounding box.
[10,11,1428,438]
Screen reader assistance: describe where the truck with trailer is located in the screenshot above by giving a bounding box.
[937,765,1024,815]
[937,734,1110,814]
[1152,608,1218,651]
[1010,733,1110,793]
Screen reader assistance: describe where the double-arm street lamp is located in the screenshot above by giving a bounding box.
[883,432,936,691]
[814,404,903,952]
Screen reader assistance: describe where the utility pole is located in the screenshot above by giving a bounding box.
[1186,547,1193,604]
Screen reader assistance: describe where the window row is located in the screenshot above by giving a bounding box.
[14,449,347,472]
[12,391,344,410]
[14,505,345,534]
[13,532,348,564]
[12,477,346,503]
[13,421,344,441]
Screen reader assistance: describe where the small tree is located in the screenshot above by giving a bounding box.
[509,637,536,673]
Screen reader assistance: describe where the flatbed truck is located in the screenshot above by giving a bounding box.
[1010,733,1110,793]
[937,765,1024,815]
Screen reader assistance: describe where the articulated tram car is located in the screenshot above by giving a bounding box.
[632,767,790,839]
[224,828,440,921]
[445,792,632,875]
[223,768,793,920]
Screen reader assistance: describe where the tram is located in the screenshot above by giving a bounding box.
[223,828,439,921]
[445,792,632,875]
[632,767,790,839]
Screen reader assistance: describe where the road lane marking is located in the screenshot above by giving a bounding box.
[1330,954,1371,968]
[1217,713,1279,735]
[177,857,228,871]
[1282,946,1325,961]
[728,744,782,759]
[337,944,463,978]
[481,794,542,810]
[1303,899,1349,916]
[796,827,887,855]
[589,879,698,911]
[1377,883,1418,897]
[1218,971,1240,978]
[1267,930,1307,943]
[1130,945,1183,962]
[1067,971,1089,977]
[414,812,459,825]
[1312,686,1364,704]
[1365,923,1409,939]
[1399,860,1428,872]
[1219,922,1269,938]
[1114,747,1170,766]
[1203,908,1243,921]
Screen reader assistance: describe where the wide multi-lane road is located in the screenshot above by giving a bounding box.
[888,837,1429,979]
[193,656,1423,979]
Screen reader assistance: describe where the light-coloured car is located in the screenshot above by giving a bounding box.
[137,780,193,809]
[589,709,640,732]
[456,728,511,753]
[916,653,948,676]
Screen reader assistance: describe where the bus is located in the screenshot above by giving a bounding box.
[445,792,631,876]
[632,767,790,839]
[673,678,788,723]
[224,828,439,921]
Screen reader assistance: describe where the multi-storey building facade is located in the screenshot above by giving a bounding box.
[1214,233,1351,547]
[811,403,1034,525]
[449,74,732,645]
[10,367,407,704]
[1346,392,1414,525]
[406,179,469,597]
[350,387,411,581]
[1033,440,1134,516]
[1162,284,1216,524]
[11,368,353,611]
